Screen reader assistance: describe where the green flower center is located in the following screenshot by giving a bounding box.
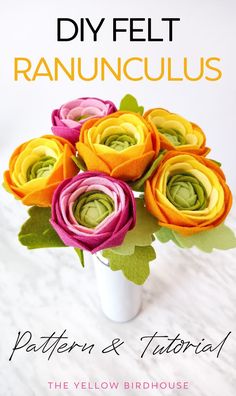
[74,114,90,121]
[73,190,114,228]
[158,127,186,146]
[100,134,137,152]
[27,156,56,181]
[166,173,207,210]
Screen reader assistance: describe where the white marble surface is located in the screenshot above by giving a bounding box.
[0,184,236,396]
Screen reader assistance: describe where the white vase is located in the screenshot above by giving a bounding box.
[93,253,142,322]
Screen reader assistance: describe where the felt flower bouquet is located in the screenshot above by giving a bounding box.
[3,94,236,285]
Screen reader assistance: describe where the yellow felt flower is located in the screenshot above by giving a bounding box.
[144,108,209,155]
[3,135,78,207]
[145,151,232,235]
[76,111,160,181]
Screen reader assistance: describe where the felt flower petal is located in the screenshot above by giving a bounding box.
[76,142,111,174]
[144,108,209,155]
[52,97,117,144]
[50,172,136,253]
[111,151,155,181]
[77,111,160,182]
[3,135,78,207]
[145,151,232,235]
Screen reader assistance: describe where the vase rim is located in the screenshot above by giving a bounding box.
[95,251,109,267]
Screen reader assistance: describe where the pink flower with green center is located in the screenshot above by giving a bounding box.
[50,172,136,253]
[51,97,117,144]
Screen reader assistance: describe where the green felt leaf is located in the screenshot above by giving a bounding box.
[103,246,156,285]
[155,227,182,247]
[173,224,236,253]
[74,248,85,267]
[119,94,144,115]
[18,206,65,249]
[209,159,222,167]
[129,151,166,192]
[72,155,86,171]
[111,198,159,255]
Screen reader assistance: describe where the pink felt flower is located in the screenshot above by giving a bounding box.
[51,97,117,144]
[50,172,136,253]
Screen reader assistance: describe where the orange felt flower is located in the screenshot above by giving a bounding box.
[3,135,78,207]
[76,111,160,181]
[144,108,209,156]
[145,151,232,235]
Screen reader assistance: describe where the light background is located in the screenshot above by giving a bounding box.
[0,1,236,395]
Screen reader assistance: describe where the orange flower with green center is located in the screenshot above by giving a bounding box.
[3,135,78,207]
[144,108,209,155]
[76,111,160,181]
[145,152,232,235]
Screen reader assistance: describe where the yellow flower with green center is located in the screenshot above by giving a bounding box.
[145,152,232,235]
[166,174,208,211]
[26,156,57,181]
[144,108,209,156]
[3,135,78,207]
[76,111,160,181]
[100,133,137,151]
